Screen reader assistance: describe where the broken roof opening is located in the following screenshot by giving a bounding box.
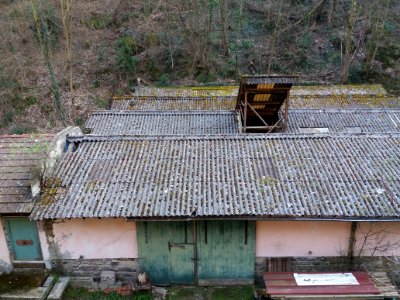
[236,75,299,133]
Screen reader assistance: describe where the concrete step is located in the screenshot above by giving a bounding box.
[13,261,46,269]
[46,277,70,300]
[0,276,54,300]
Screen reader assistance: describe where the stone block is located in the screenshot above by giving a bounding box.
[47,277,70,300]
[101,270,116,285]
[69,277,98,289]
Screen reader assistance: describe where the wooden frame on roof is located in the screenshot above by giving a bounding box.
[236,75,299,133]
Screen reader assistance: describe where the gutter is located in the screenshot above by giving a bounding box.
[124,216,400,222]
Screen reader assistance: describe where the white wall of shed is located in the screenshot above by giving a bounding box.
[256,221,400,257]
[39,218,137,260]
[355,222,400,256]
[256,221,351,257]
[0,217,12,270]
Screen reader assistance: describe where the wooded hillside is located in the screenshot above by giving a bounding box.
[0,0,399,134]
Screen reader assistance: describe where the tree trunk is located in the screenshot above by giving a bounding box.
[342,0,356,84]
[267,0,282,74]
[61,0,73,94]
[365,0,390,71]
[327,0,335,27]
[220,0,229,57]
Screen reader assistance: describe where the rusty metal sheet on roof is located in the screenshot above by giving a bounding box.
[31,134,400,220]
[241,75,299,85]
[286,109,400,133]
[85,111,239,135]
[112,96,236,111]
[0,134,53,213]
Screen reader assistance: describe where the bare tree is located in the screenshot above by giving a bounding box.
[30,0,67,126]
[60,0,73,94]
[364,0,391,72]
[341,0,357,83]
[267,0,283,74]
[327,0,335,27]
[172,0,212,76]
[219,0,230,57]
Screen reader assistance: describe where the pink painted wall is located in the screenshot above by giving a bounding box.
[256,221,400,257]
[256,221,351,257]
[40,218,137,260]
[0,217,11,265]
[355,222,400,256]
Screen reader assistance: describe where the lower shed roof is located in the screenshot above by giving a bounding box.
[286,109,400,133]
[31,134,400,220]
[85,111,239,135]
[0,134,53,214]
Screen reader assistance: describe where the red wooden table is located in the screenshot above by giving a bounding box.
[263,272,381,296]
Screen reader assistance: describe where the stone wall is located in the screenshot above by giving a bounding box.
[255,256,400,288]
[51,258,138,285]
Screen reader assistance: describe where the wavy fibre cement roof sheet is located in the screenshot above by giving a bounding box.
[112,96,237,111]
[290,95,400,109]
[286,109,400,133]
[31,134,400,220]
[85,111,239,135]
[0,134,53,213]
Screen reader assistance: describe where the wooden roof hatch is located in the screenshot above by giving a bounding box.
[236,75,299,133]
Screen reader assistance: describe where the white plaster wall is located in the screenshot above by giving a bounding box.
[43,218,137,259]
[37,221,51,266]
[0,217,11,266]
[256,221,351,257]
[355,222,400,256]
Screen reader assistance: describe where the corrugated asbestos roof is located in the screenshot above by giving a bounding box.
[286,109,400,133]
[0,134,53,214]
[289,95,400,109]
[111,96,236,111]
[31,134,400,220]
[111,93,399,111]
[85,111,239,135]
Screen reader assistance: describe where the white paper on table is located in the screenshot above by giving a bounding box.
[294,273,359,286]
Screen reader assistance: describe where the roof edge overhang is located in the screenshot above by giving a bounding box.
[32,215,400,222]
[66,132,400,143]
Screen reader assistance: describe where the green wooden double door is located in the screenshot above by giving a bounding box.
[4,217,42,261]
[137,220,255,285]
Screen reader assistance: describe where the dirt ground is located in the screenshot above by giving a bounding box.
[0,269,49,293]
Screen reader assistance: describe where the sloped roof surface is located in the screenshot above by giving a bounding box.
[85,111,239,135]
[286,109,400,133]
[111,96,236,111]
[290,95,400,109]
[0,134,53,213]
[31,134,400,220]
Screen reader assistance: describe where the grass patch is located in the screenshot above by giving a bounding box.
[85,14,112,30]
[211,286,253,300]
[93,96,109,109]
[166,286,254,300]
[64,287,153,300]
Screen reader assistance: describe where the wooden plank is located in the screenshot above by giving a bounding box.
[197,221,255,283]
[137,221,194,285]
[0,187,31,196]
[198,278,253,286]
[0,173,31,180]
[0,179,30,188]
[0,160,37,167]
